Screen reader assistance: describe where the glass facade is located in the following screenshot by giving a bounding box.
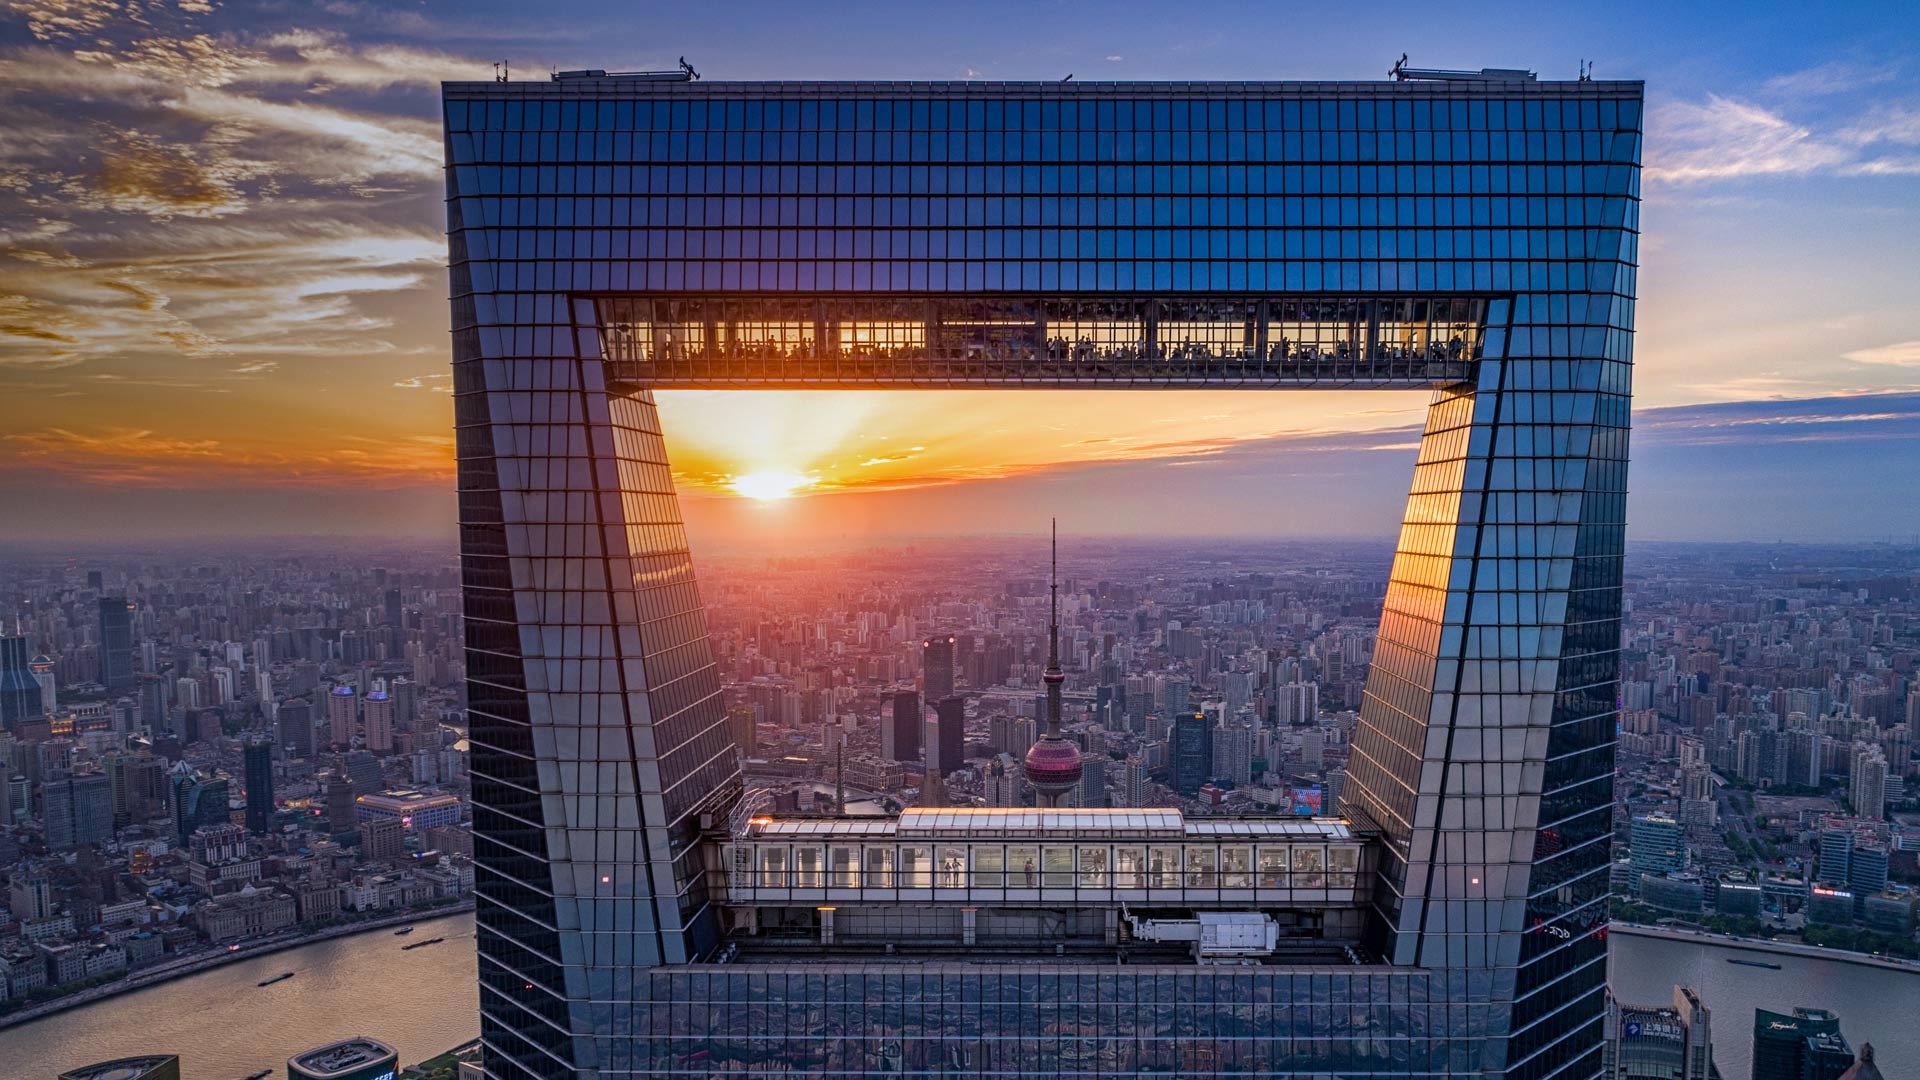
[443,72,1641,1080]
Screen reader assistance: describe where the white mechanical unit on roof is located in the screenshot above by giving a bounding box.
[1123,910,1280,957]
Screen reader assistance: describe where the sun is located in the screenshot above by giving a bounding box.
[727,470,815,501]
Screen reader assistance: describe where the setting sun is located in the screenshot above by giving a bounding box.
[727,470,816,501]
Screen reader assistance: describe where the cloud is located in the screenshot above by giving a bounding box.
[1648,95,1854,183]
[1844,341,1920,367]
[1764,61,1899,97]
[1649,90,1920,185]
[393,373,452,391]
[1,423,455,487]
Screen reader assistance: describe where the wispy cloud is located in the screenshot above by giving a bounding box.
[1844,341,1920,367]
[1648,92,1920,184]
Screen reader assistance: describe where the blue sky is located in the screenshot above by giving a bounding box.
[0,0,1916,544]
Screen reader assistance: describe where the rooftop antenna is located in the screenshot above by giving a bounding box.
[679,56,701,81]
[1579,59,1595,82]
[494,60,509,83]
[1389,52,1409,80]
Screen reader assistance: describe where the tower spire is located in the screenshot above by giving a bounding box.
[1044,517,1063,737]
[1025,519,1081,806]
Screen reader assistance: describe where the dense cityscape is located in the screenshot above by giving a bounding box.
[6,3,1920,1076]
[2,538,1916,1078]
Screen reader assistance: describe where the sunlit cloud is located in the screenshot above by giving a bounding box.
[1843,340,1920,367]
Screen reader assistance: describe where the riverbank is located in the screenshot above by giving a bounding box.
[1612,920,1920,974]
[0,900,475,1031]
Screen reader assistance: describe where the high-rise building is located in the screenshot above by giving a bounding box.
[168,762,229,844]
[984,752,1022,807]
[883,689,921,762]
[1753,1008,1849,1080]
[99,597,135,693]
[922,635,956,702]
[279,698,315,759]
[1630,814,1685,887]
[1607,986,1714,1080]
[326,685,356,749]
[43,771,113,849]
[1819,827,1854,884]
[444,67,1641,1079]
[1171,709,1213,795]
[345,749,384,795]
[1274,680,1318,727]
[1849,744,1888,819]
[0,633,40,731]
[930,696,966,779]
[243,736,274,834]
[325,766,358,837]
[364,689,395,754]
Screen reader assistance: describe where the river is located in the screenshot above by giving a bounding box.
[0,912,479,1080]
[6,918,1912,1080]
[1610,929,1918,1080]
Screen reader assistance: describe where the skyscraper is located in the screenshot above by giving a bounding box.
[930,695,966,778]
[444,64,1641,1079]
[1630,813,1685,886]
[0,632,40,731]
[883,689,921,762]
[363,688,395,754]
[168,762,229,845]
[325,685,356,748]
[922,635,956,702]
[43,771,113,849]
[1753,1009,1849,1080]
[1607,986,1714,1080]
[243,736,274,834]
[99,597,134,693]
[278,698,315,759]
[1171,708,1214,795]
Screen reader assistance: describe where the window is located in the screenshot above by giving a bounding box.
[1148,847,1179,888]
[1221,846,1253,888]
[1008,845,1039,888]
[1185,846,1218,888]
[794,846,824,889]
[757,845,788,888]
[974,844,1005,888]
[862,845,895,888]
[1042,846,1074,888]
[938,845,968,888]
[1079,846,1109,888]
[1257,846,1290,888]
[1114,846,1145,889]
[1329,846,1359,888]
[829,845,860,888]
[1294,846,1325,888]
[900,845,931,888]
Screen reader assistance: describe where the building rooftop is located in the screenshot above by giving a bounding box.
[290,1037,397,1079]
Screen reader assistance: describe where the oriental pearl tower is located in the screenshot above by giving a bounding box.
[1023,519,1083,807]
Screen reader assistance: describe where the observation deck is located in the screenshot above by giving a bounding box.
[713,808,1372,909]
[588,294,1486,389]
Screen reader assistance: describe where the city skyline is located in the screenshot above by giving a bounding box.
[2,1,1919,544]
